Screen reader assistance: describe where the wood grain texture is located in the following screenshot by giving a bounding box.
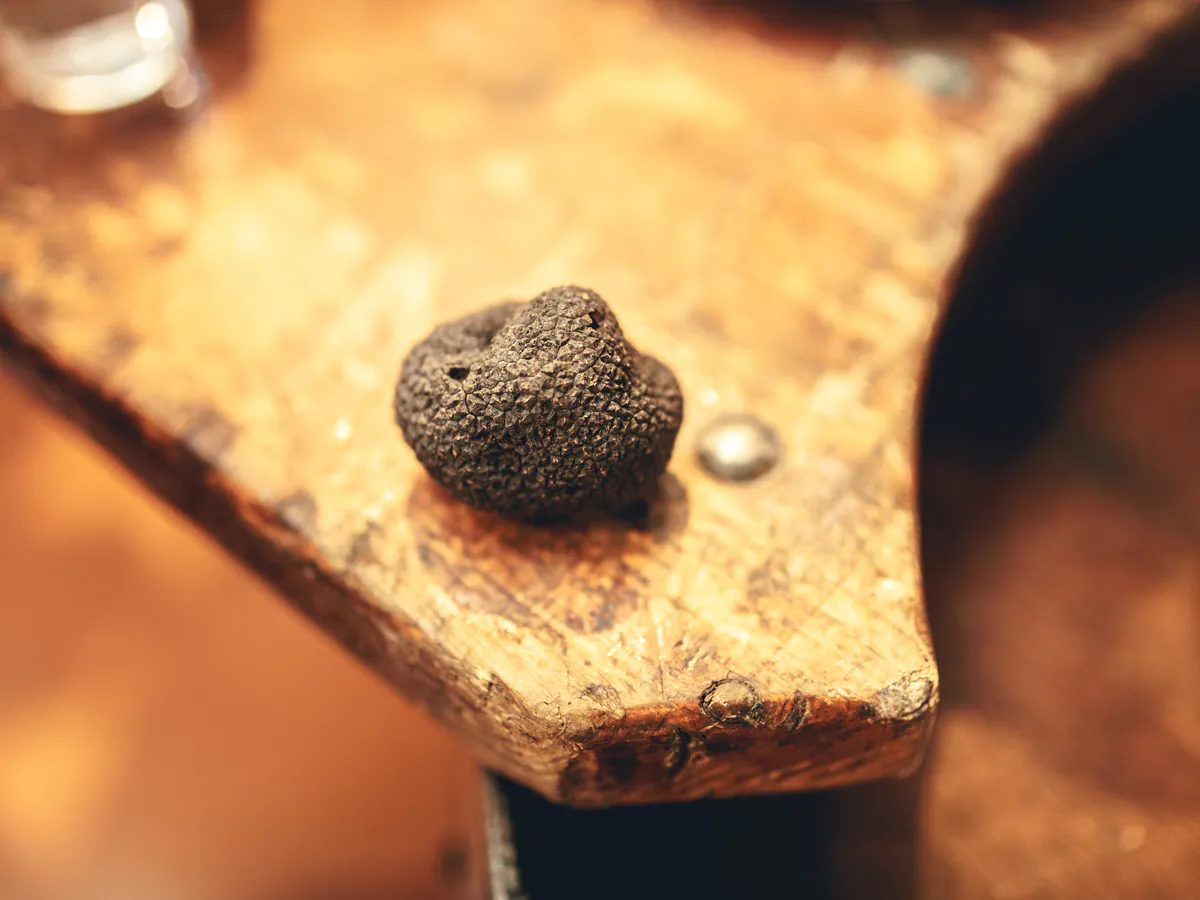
[0,0,1190,806]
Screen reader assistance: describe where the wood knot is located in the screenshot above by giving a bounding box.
[663,728,692,776]
[699,678,764,726]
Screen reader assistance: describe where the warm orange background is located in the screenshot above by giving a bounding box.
[0,373,482,900]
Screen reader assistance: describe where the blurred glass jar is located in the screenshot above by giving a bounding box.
[0,0,193,114]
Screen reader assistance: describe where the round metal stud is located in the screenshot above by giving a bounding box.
[696,414,781,483]
[894,49,977,100]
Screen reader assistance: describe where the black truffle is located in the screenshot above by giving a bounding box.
[394,286,683,521]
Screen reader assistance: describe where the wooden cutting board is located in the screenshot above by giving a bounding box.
[0,0,1193,815]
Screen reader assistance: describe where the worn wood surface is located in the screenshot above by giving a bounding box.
[0,0,1190,807]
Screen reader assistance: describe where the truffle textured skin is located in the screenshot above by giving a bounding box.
[394,286,683,521]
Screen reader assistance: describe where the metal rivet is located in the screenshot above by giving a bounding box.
[871,674,935,722]
[699,678,765,726]
[697,414,781,483]
[894,49,977,100]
